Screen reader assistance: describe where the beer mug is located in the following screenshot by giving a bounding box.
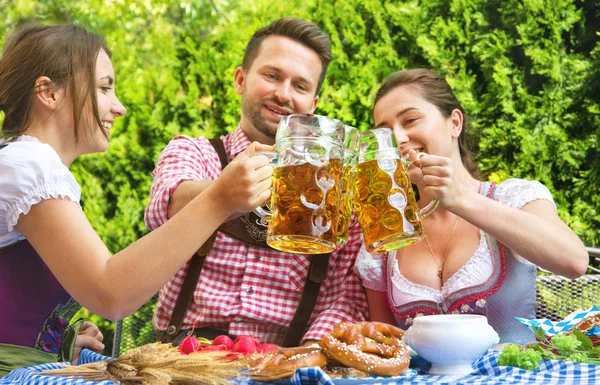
[336,125,360,245]
[255,114,345,254]
[353,128,438,253]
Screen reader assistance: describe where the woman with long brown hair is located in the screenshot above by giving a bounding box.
[355,68,588,344]
[0,24,272,373]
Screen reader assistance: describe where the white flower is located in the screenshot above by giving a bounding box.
[476,299,487,308]
[405,317,413,326]
[461,304,473,313]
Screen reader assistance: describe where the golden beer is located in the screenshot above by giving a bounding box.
[353,159,424,253]
[336,165,354,245]
[267,159,342,254]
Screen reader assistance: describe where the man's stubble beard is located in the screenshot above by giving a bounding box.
[241,92,278,142]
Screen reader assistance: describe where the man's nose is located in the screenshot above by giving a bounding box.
[273,82,292,104]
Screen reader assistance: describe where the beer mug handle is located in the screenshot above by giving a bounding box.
[254,205,271,219]
[402,151,440,218]
[420,198,439,218]
[252,150,278,220]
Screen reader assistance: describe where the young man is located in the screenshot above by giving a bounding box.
[145,17,368,346]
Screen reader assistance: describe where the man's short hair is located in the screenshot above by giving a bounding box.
[242,17,332,94]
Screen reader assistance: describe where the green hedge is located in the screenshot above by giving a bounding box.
[1,0,598,354]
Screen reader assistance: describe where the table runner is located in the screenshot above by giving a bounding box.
[2,349,599,385]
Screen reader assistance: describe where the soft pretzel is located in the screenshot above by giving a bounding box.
[244,346,327,382]
[570,313,600,334]
[318,321,410,377]
[568,313,600,347]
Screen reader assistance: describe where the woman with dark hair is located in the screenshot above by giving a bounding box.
[355,68,588,344]
[0,24,272,373]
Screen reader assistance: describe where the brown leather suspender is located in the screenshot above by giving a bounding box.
[281,254,330,347]
[160,138,330,346]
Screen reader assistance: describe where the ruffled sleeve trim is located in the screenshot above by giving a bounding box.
[5,182,80,232]
[1,137,81,234]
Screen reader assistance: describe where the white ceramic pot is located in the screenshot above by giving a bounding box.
[402,314,499,375]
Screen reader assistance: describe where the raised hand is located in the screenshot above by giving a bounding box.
[409,150,465,210]
[210,142,274,215]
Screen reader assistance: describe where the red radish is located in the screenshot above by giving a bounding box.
[178,336,202,354]
[203,344,228,351]
[233,335,259,348]
[212,335,234,350]
[232,338,258,355]
[258,343,278,353]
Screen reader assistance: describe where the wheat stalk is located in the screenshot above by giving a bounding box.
[41,343,243,385]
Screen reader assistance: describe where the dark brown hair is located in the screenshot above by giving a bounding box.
[0,24,108,142]
[375,68,481,179]
[242,17,332,94]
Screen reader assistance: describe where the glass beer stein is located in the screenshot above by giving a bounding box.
[353,128,438,253]
[255,114,345,254]
[336,125,360,245]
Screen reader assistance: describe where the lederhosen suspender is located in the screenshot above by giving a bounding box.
[161,138,331,346]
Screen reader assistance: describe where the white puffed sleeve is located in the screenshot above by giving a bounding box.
[0,138,81,246]
[353,243,388,292]
[493,178,556,210]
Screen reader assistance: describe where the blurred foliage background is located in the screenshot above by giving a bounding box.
[1,0,598,355]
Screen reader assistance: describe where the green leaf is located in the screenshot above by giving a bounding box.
[534,326,549,343]
[534,344,559,360]
[587,359,600,365]
[572,329,594,351]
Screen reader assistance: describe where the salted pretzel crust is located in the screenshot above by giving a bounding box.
[318,321,410,377]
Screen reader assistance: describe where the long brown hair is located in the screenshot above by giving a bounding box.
[242,17,332,95]
[0,24,108,142]
[375,68,481,179]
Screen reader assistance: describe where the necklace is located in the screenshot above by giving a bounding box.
[424,217,461,282]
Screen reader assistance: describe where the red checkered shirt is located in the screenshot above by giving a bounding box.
[145,126,368,344]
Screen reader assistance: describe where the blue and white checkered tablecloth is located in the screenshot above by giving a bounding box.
[2,348,599,385]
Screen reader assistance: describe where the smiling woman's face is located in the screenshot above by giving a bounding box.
[78,48,126,155]
[374,84,457,159]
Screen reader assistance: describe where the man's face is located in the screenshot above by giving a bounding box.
[234,35,322,144]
